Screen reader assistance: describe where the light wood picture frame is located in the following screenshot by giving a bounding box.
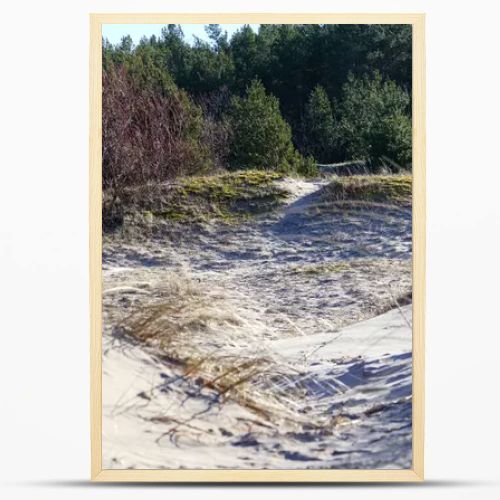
[90,12,425,482]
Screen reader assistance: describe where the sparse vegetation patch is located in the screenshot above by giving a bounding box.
[321,175,412,206]
[109,170,289,228]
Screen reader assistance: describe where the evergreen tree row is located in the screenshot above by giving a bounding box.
[102,24,412,191]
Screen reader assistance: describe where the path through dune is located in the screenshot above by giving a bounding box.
[102,176,413,469]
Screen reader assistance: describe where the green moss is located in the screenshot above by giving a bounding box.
[290,262,351,275]
[181,170,282,196]
[322,175,412,205]
[141,170,288,224]
[290,258,409,277]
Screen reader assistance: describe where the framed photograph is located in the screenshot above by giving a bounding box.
[90,13,425,482]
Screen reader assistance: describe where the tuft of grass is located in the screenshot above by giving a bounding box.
[116,278,282,423]
[322,175,412,206]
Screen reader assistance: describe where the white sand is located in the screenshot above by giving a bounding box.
[103,305,412,469]
[102,177,413,469]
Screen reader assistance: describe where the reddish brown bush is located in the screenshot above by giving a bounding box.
[102,66,211,225]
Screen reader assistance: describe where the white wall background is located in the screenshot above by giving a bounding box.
[1,0,499,498]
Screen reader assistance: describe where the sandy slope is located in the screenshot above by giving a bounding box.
[102,176,413,469]
[103,305,412,469]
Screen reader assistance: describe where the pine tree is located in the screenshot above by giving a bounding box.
[338,72,411,169]
[304,85,335,163]
[228,80,299,172]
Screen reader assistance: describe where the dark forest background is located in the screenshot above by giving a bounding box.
[103,24,412,192]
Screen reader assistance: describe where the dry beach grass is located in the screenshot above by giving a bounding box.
[102,172,413,469]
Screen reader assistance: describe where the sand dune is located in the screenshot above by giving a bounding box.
[102,175,413,469]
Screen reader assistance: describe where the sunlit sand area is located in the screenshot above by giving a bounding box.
[102,173,412,469]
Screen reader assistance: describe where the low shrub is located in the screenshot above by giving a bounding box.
[322,175,412,205]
